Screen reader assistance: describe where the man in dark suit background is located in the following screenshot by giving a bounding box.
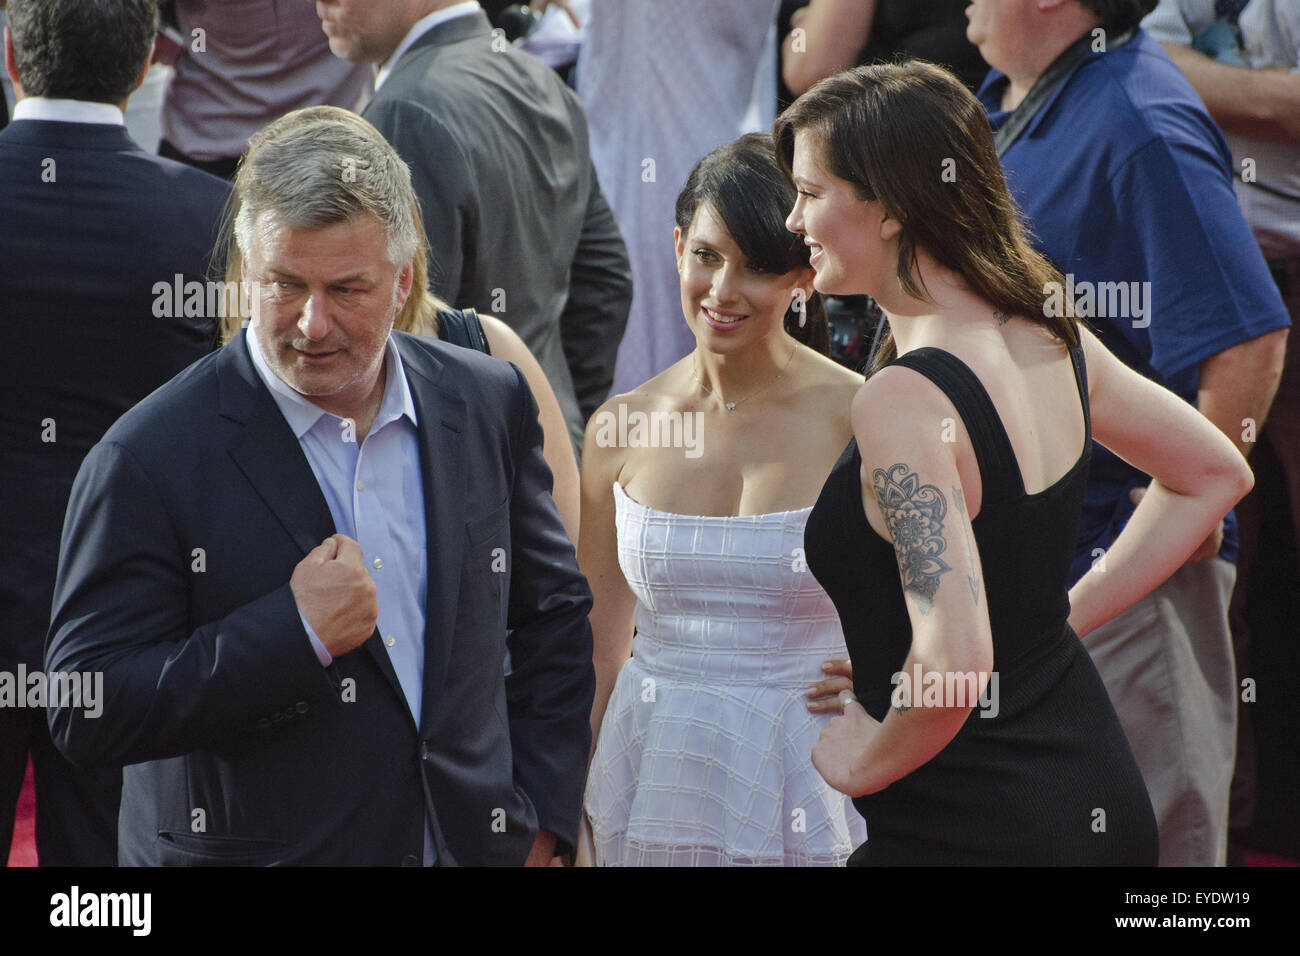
[46,105,595,865]
[314,0,633,451]
[0,0,229,866]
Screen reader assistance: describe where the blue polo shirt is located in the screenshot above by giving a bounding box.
[977,28,1290,585]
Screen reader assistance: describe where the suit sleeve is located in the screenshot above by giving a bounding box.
[559,165,632,423]
[45,440,343,768]
[501,363,595,853]
[365,97,476,303]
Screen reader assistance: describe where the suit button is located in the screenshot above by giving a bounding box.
[401,854,420,867]
[258,718,271,729]
[296,701,309,714]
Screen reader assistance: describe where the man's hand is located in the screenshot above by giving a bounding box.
[1130,486,1223,563]
[152,31,184,66]
[290,534,378,657]
[523,828,558,866]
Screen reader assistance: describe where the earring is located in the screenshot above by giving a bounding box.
[794,290,807,328]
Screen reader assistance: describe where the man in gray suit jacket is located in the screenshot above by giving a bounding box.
[315,0,632,450]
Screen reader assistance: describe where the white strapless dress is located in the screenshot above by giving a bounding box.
[584,482,867,866]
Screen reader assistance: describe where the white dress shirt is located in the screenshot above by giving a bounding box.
[245,327,437,865]
[12,97,125,125]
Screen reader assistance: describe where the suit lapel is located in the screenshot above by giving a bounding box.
[399,336,469,734]
[218,328,408,708]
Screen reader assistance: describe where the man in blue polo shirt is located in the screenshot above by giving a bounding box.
[968,0,1289,865]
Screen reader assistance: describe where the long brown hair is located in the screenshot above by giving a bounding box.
[773,61,1076,375]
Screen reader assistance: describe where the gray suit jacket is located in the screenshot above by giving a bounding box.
[364,11,632,448]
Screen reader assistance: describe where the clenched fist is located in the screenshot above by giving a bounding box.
[290,534,379,657]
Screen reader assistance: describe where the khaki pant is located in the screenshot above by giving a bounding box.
[1081,557,1237,866]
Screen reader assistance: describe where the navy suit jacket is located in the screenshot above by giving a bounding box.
[46,327,595,866]
[0,119,229,673]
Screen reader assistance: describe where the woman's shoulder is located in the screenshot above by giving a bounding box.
[599,359,694,416]
[806,348,865,382]
[583,361,695,473]
[849,358,959,439]
[787,347,864,408]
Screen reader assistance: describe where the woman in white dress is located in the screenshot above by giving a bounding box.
[579,133,867,865]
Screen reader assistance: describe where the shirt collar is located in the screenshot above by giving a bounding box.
[12,97,126,126]
[374,1,482,91]
[243,325,418,439]
[977,29,1117,137]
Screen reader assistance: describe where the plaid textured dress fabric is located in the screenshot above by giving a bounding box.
[584,482,865,866]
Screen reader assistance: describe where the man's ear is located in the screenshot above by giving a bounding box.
[395,261,415,310]
[132,40,154,92]
[5,27,25,97]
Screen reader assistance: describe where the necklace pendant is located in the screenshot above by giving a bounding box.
[725,401,736,411]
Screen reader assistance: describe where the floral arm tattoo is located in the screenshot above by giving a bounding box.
[872,463,951,615]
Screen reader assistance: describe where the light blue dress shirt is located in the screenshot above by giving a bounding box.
[245,330,435,863]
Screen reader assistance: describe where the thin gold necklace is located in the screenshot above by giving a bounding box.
[694,342,799,411]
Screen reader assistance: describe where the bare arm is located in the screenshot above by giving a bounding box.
[1197,328,1287,458]
[1067,327,1254,637]
[812,371,993,797]
[481,313,581,544]
[576,404,638,753]
[1161,42,1300,144]
[1134,327,1287,562]
[782,0,878,98]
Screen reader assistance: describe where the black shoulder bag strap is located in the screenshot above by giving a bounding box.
[459,307,490,355]
[993,27,1134,157]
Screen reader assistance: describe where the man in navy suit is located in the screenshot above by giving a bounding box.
[0,0,229,866]
[46,105,595,866]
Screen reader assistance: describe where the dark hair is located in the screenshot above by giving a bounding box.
[1076,0,1158,33]
[774,61,1076,376]
[675,132,830,356]
[7,0,158,104]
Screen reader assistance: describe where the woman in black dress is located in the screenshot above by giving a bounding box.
[776,62,1254,865]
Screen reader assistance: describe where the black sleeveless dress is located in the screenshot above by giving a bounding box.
[804,347,1158,866]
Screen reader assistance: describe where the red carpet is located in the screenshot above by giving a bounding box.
[4,758,1294,867]
[6,758,37,867]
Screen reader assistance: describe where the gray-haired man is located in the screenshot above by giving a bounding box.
[46,106,596,866]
